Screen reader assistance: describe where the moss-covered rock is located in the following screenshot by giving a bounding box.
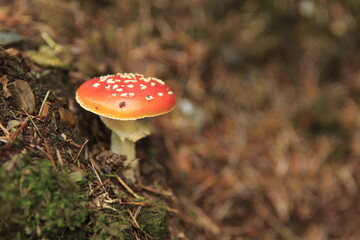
[0,156,88,239]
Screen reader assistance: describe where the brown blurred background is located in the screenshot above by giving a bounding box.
[1,0,360,239]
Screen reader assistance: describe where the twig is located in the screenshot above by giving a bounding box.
[17,111,44,122]
[23,111,42,138]
[166,207,178,214]
[127,207,153,239]
[133,206,142,219]
[91,179,112,194]
[36,145,55,165]
[55,148,64,165]
[44,139,57,170]
[7,118,28,142]
[75,139,89,164]
[136,183,173,198]
[127,208,142,230]
[102,178,111,186]
[102,196,148,206]
[0,122,10,138]
[2,118,29,148]
[89,157,108,194]
[117,175,140,199]
[122,201,149,206]
[67,139,82,148]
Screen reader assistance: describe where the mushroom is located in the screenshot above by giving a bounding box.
[76,73,176,182]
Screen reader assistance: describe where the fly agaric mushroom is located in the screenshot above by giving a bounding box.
[76,73,175,182]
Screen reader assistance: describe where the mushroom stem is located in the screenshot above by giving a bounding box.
[110,132,136,181]
[100,116,152,183]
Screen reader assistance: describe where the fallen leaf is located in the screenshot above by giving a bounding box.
[11,79,36,114]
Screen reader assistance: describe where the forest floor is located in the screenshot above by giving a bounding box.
[1,1,360,240]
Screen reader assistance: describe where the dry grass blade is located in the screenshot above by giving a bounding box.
[89,157,108,194]
[117,176,140,199]
[38,90,50,117]
[74,139,89,163]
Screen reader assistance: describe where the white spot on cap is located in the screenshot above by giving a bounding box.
[120,93,135,97]
[127,84,134,88]
[113,84,118,89]
[107,79,115,84]
[116,88,123,92]
[150,82,156,86]
[158,92,164,97]
[140,84,147,89]
[112,93,117,97]
[105,84,111,89]
[93,83,100,88]
[99,76,107,82]
[168,91,173,95]
[152,78,165,85]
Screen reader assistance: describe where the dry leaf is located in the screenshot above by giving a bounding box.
[12,79,36,114]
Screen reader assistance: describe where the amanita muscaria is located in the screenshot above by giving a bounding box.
[76,73,176,182]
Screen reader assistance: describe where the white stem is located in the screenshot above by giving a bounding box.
[110,131,137,182]
[100,116,152,183]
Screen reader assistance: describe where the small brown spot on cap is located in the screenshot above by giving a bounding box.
[119,101,126,108]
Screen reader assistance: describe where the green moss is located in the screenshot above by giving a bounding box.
[137,201,168,240]
[90,212,133,240]
[0,156,144,240]
[0,157,88,239]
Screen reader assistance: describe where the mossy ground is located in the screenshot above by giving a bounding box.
[0,44,168,240]
[0,155,88,239]
[0,154,168,240]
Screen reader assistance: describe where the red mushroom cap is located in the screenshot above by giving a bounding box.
[76,73,176,120]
